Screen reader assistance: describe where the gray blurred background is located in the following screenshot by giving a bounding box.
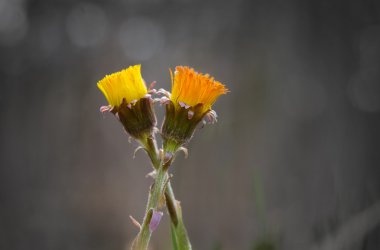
[1,0,380,249]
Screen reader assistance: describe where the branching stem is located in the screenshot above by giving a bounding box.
[132,136,191,250]
[131,154,171,250]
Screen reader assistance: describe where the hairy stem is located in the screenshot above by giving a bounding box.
[131,158,170,250]
[140,136,192,250]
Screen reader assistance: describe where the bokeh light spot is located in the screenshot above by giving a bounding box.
[118,17,165,61]
[66,2,107,48]
[0,0,28,45]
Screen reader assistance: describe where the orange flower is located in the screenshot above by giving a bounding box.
[170,66,228,113]
[161,66,228,154]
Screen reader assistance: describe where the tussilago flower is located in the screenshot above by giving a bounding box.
[170,66,228,114]
[98,65,147,107]
[161,66,228,154]
[97,64,156,140]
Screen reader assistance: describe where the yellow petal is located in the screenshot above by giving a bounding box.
[97,65,148,107]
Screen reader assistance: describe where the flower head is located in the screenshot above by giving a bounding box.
[170,66,228,113]
[97,64,148,107]
[97,65,156,140]
[161,66,228,154]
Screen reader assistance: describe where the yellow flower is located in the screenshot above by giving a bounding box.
[170,66,228,113]
[97,64,147,107]
[97,65,156,140]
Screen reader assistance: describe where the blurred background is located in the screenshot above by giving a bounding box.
[1,0,380,249]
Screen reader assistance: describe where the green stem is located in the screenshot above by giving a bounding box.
[165,183,192,250]
[131,158,170,250]
[144,135,160,168]
[141,136,192,250]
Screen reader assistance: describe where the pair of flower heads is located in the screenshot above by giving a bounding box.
[97,64,228,158]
